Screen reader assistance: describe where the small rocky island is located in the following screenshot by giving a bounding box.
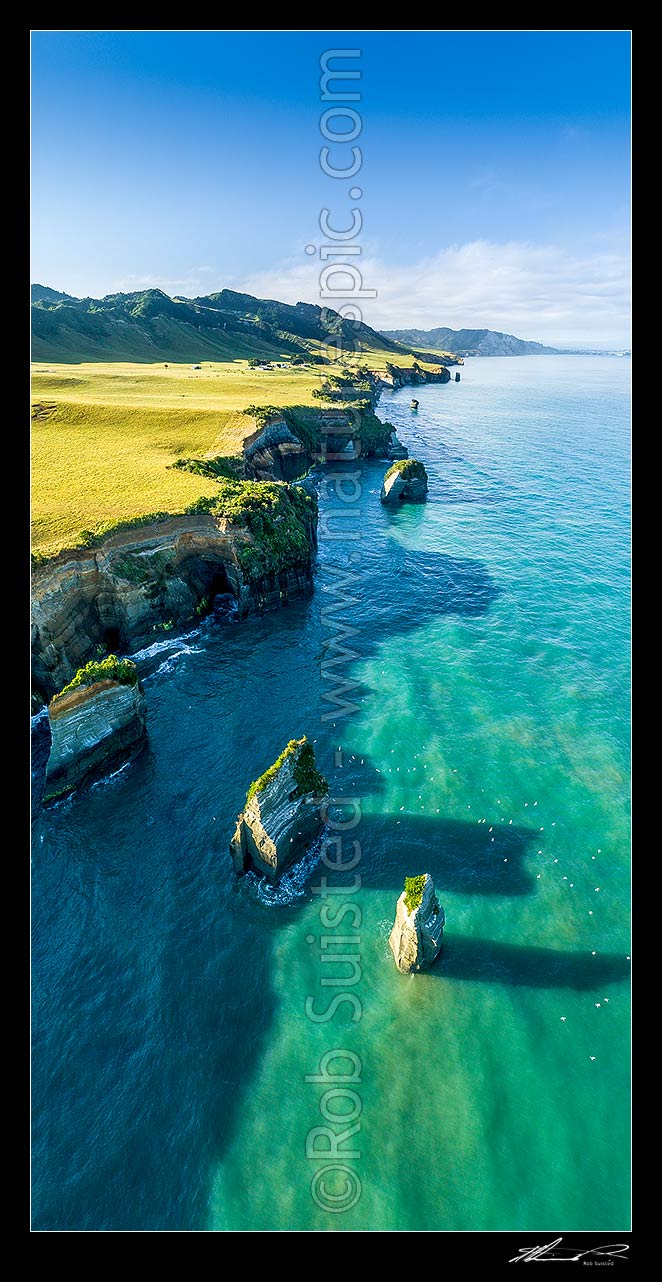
[43,656,147,803]
[230,737,328,881]
[380,458,429,505]
[389,874,445,973]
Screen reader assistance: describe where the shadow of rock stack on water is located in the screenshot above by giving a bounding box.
[429,935,630,990]
[350,811,539,897]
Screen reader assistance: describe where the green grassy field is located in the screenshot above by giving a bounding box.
[31,351,436,557]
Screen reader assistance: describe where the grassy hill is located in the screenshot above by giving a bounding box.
[31,285,455,558]
[383,324,561,357]
[31,284,419,365]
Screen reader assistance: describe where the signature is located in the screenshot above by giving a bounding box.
[510,1238,629,1263]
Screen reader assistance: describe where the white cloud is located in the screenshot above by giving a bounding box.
[111,270,218,296]
[237,240,631,347]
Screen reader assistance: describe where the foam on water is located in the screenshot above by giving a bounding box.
[130,626,203,664]
[241,834,325,907]
[90,758,133,790]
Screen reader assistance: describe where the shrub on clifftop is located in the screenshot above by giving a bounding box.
[245,736,327,804]
[185,478,317,582]
[384,458,427,482]
[53,655,138,703]
[404,874,427,913]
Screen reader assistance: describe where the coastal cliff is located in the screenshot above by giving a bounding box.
[43,658,147,802]
[241,396,400,475]
[243,417,312,481]
[230,737,328,881]
[389,874,445,974]
[372,361,451,390]
[32,482,318,704]
[32,361,452,707]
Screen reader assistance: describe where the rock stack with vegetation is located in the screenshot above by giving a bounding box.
[230,737,328,881]
[380,458,429,505]
[388,873,445,974]
[43,656,147,803]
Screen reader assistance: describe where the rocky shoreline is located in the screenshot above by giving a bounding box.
[32,492,317,706]
[32,359,453,847]
[32,361,445,706]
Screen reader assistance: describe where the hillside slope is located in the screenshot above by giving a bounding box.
[383,325,561,356]
[31,284,420,364]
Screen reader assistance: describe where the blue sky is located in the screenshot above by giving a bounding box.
[31,30,631,345]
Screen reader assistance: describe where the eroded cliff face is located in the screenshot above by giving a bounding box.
[32,505,317,704]
[371,361,451,390]
[388,874,445,974]
[387,432,409,460]
[243,405,395,472]
[243,418,312,481]
[43,677,147,803]
[31,364,449,705]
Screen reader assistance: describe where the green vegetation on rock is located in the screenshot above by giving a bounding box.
[111,552,152,584]
[169,455,243,481]
[354,411,393,453]
[53,655,138,703]
[292,741,327,798]
[316,371,374,401]
[243,404,285,427]
[243,404,321,451]
[185,479,317,582]
[245,736,327,805]
[246,739,300,802]
[384,458,428,482]
[404,874,427,913]
[75,512,173,551]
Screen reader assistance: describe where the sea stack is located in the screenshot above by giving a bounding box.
[380,458,429,504]
[455,372,461,382]
[388,874,445,974]
[43,656,147,803]
[230,737,328,881]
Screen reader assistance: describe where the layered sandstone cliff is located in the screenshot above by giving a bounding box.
[32,485,318,705]
[43,661,147,802]
[371,361,451,390]
[230,737,328,881]
[243,417,312,481]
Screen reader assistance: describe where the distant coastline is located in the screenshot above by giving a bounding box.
[460,349,632,358]
[383,324,630,359]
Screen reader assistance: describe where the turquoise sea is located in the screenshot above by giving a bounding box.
[31,355,631,1231]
